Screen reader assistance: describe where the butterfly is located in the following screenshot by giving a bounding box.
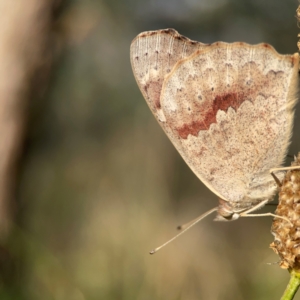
[130,28,299,222]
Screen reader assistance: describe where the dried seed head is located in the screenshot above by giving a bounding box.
[270,153,300,270]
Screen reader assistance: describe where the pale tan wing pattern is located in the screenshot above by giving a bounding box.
[160,43,299,202]
[130,29,208,124]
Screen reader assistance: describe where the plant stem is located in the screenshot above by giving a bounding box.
[281,270,300,300]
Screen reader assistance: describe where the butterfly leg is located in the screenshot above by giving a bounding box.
[239,200,292,225]
[269,166,300,187]
[240,199,269,215]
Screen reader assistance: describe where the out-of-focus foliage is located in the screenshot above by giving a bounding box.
[6,0,300,299]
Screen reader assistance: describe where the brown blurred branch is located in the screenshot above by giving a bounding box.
[0,1,59,237]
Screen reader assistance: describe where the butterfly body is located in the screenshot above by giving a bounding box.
[130,29,299,220]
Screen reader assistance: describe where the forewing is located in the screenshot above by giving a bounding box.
[130,29,208,123]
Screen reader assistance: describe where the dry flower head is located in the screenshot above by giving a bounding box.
[270,153,300,270]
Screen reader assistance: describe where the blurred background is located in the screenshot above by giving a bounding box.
[0,0,300,299]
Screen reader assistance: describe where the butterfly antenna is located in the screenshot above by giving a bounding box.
[177,213,209,230]
[149,207,218,255]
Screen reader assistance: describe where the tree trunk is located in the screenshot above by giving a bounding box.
[0,1,58,235]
